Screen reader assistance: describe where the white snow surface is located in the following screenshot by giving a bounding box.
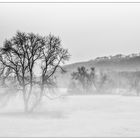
[0,94,140,137]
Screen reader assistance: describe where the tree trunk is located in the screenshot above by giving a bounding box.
[26,70,33,105]
[29,86,44,112]
[27,75,44,113]
[22,88,29,113]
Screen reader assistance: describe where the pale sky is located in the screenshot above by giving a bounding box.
[0,3,140,64]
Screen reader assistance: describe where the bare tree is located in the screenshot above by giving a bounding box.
[0,31,70,112]
[95,71,107,92]
[0,31,45,112]
[129,75,140,96]
[71,66,95,94]
[30,34,70,112]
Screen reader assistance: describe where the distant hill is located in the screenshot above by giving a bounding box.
[63,53,140,72]
[56,53,140,87]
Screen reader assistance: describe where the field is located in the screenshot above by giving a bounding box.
[0,94,140,137]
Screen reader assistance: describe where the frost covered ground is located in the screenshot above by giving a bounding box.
[0,94,140,137]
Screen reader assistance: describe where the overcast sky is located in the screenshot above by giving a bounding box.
[0,3,140,64]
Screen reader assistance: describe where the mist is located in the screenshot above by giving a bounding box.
[0,2,140,138]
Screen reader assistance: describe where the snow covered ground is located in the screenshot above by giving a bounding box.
[0,94,140,137]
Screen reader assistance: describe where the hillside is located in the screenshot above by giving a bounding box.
[56,53,140,88]
[63,53,140,72]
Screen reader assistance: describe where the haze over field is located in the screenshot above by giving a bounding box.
[0,95,140,137]
[0,2,140,138]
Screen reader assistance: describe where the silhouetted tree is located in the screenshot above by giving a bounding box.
[70,66,95,94]
[0,31,69,112]
[95,71,107,92]
[30,34,70,111]
[129,75,140,96]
